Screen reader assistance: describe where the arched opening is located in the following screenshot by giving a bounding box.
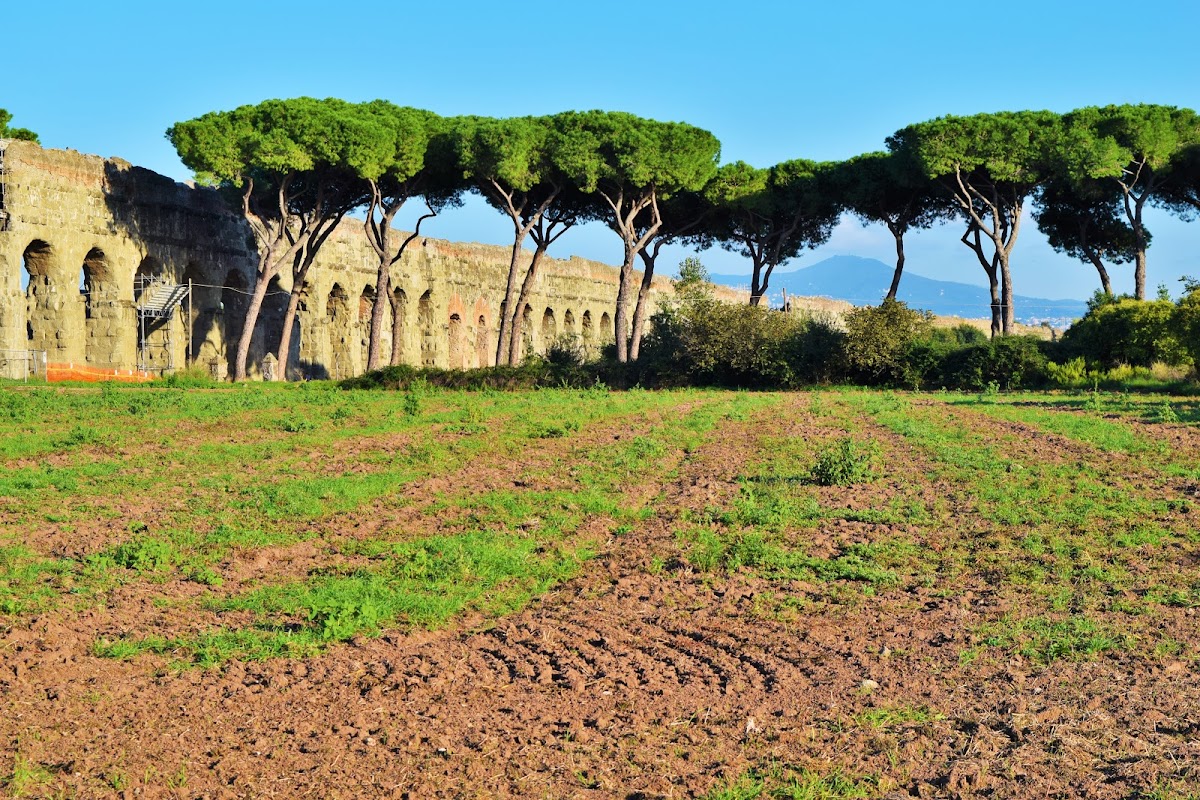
[390,288,408,365]
[22,240,57,355]
[358,284,376,373]
[326,283,351,380]
[521,304,534,360]
[418,290,435,366]
[181,262,209,365]
[541,307,557,352]
[600,312,613,342]
[78,248,115,364]
[134,256,164,301]
[218,269,249,378]
[580,311,595,357]
[448,313,466,370]
[476,315,489,368]
[563,309,575,333]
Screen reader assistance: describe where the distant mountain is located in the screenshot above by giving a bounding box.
[707,255,1088,325]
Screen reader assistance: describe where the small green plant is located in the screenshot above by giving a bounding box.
[5,752,52,797]
[402,380,425,417]
[1158,401,1179,424]
[977,380,1001,402]
[279,416,315,433]
[809,437,878,486]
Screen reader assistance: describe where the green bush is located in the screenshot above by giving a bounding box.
[842,299,933,385]
[1174,285,1200,370]
[938,335,1050,391]
[1061,295,1188,368]
[809,437,879,486]
[639,262,841,388]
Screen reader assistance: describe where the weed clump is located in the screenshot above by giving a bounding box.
[808,437,878,486]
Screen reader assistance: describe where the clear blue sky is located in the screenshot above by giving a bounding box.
[7,0,1199,303]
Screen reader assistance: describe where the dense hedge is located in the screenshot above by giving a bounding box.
[341,283,1200,394]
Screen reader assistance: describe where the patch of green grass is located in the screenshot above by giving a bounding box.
[853,704,944,729]
[968,614,1129,664]
[0,545,70,614]
[99,530,593,665]
[703,765,879,800]
[678,527,909,590]
[3,752,52,797]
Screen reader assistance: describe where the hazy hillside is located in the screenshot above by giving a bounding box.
[708,255,1088,325]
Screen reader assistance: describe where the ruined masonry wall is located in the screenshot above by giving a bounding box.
[0,140,681,379]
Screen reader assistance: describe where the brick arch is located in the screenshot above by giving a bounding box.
[21,240,60,355]
[448,312,466,370]
[472,297,492,368]
[418,289,435,366]
[540,307,557,351]
[389,287,408,366]
[79,247,119,365]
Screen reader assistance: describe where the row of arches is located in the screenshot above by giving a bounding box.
[12,237,617,378]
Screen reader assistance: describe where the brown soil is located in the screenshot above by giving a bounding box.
[2,394,1199,799]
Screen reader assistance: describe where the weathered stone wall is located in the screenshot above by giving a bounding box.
[0,139,717,379]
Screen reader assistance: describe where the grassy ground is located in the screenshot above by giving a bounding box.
[2,381,1198,798]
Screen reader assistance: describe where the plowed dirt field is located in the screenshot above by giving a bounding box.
[2,385,1198,798]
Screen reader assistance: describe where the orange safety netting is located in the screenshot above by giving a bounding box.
[46,363,155,384]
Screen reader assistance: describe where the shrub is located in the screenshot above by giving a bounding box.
[809,437,879,486]
[640,264,829,388]
[842,299,933,385]
[1061,295,1188,368]
[939,335,1050,391]
[1174,284,1200,370]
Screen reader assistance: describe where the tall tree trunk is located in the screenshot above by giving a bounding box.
[886,223,906,301]
[999,252,1014,334]
[233,274,272,381]
[986,264,1002,338]
[629,251,659,362]
[274,283,304,381]
[496,234,528,365]
[1133,247,1147,300]
[508,246,548,365]
[367,267,390,372]
[366,222,394,372]
[1085,252,1113,296]
[614,243,637,362]
[749,262,766,307]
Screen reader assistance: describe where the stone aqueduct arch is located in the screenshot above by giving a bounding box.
[0,142,675,379]
[8,229,625,379]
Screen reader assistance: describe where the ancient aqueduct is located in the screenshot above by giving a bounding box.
[0,139,687,380]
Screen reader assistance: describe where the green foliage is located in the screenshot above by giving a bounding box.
[642,294,841,388]
[1174,285,1200,368]
[809,437,878,486]
[1062,296,1189,368]
[842,299,932,384]
[0,108,39,143]
[937,335,1050,391]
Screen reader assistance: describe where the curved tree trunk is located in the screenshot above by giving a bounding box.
[614,244,636,363]
[886,227,906,301]
[233,275,272,381]
[1085,252,1113,296]
[629,251,659,362]
[274,284,304,381]
[508,246,547,365]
